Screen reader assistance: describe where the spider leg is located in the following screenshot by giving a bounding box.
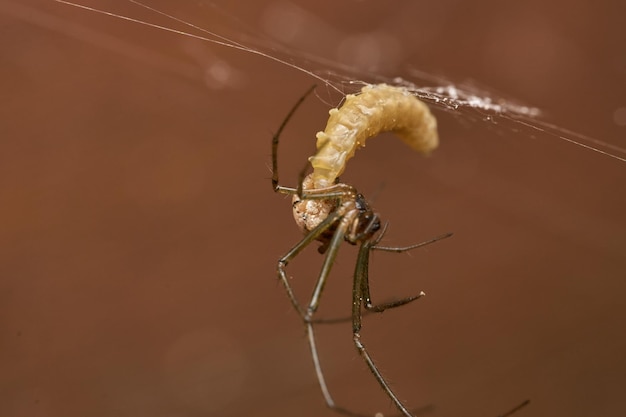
[277,207,358,414]
[362,231,453,312]
[346,230,456,416]
[271,85,316,193]
[312,229,451,321]
[307,321,381,417]
[498,400,530,417]
[279,207,378,416]
[357,234,425,314]
[303,213,384,417]
[308,222,424,324]
[351,239,417,417]
[306,213,354,316]
[277,210,342,317]
[372,232,453,253]
[275,181,357,201]
[306,321,399,417]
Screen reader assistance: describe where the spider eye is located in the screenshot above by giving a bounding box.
[371,218,381,232]
[355,193,369,211]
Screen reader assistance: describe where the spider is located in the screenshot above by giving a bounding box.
[271,85,451,417]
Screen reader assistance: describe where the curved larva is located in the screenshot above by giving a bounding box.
[309,83,438,188]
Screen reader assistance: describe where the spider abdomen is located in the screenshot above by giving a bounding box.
[292,174,336,233]
[310,84,438,188]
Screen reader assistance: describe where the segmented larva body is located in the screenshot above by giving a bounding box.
[310,84,438,188]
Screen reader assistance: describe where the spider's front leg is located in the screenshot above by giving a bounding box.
[348,230,453,417]
[356,226,436,316]
[359,230,454,313]
[349,237,423,417]
[276,210,341,318]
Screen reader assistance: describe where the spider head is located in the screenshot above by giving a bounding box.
[349,193,381,243]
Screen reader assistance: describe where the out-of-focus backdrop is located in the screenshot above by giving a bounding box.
[1,1,625,416]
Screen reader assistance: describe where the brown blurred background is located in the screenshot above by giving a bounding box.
[1,1,625,416]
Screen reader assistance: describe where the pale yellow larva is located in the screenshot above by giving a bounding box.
[309,83,438,188]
